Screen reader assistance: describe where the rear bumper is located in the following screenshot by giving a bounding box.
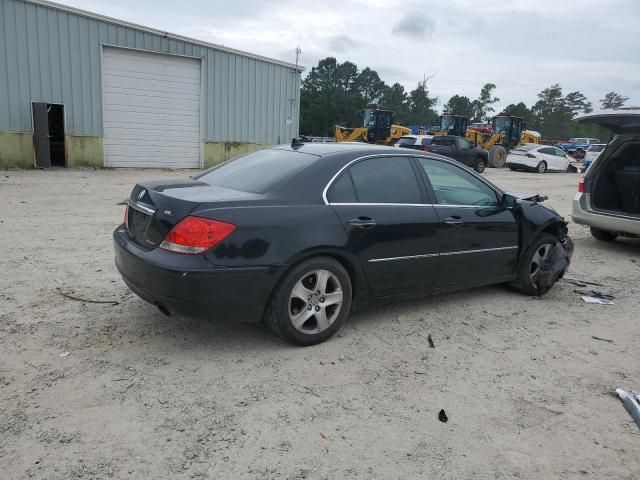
[113,227,280,322]
[571,193,640,236]
[506,160,536,171]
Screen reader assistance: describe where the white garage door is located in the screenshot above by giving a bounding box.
[102,47,201,168]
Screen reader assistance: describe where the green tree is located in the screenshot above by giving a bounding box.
[500,102,532,120]
[530,84,573,139]
[472,83,500,122]
[443,95,474,118]
[564,91,592,117]
[600,91,629,109]
[380,83,410,124]
[407,80,438,126]
[356,68,386,109]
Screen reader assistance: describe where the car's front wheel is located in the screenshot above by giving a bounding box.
[265,256,352,346]
[509,234,557,296]
[474,158,486,173]
[590,227,618,242]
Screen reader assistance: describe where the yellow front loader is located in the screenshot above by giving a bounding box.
[334,109,411,145]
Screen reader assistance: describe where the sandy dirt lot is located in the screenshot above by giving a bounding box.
[1,166,639,479]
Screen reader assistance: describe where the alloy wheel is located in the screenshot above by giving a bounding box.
[529,243,552,284]
[288,269,344,334]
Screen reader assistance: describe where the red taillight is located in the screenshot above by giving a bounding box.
[422,146,430,152]
[160,216,236,255]
[124,204,129,229]
[578,179,585,193]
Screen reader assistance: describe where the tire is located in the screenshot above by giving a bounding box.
[488,145,507,168]
[264,256,352,346]
[536,161,547,174]
[590,227,618,242]
[509,233,557,296]
[474,158,486,173]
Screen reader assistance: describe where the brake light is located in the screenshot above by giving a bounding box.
[422,146,430,152]
[124,203,129,229]
[578,179,585,193]
[160,216,236,254]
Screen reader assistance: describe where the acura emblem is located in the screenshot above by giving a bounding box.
[137,189,146,201]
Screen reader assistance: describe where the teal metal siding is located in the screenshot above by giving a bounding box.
[0,0,301,143]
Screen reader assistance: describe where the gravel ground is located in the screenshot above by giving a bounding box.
[1,166,639,479]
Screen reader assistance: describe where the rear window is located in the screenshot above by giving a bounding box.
[194,149,316,193]
[397,136,417,146]
[513,144,539,152]
[431,137,455,146]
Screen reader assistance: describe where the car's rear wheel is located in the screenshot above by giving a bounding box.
[509,233,557,296]
[590,227,618,242]
[264,256,352,346]
[536,161,547,174]
[474,158,486,173]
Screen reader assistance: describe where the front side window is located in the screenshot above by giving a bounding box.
[345,156,422,204]
[327,172,357,203]
[457,138,471,149]
[418,159,498,206]
[553,148,567,157]
[539,147,555,155]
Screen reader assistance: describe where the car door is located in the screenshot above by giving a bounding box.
[326,155,441,297]
[456,137,474,166]
[552,147,569,170]
[537,147,556,167]
[415,157,519,287]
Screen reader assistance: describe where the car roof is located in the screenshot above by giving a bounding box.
[272,142,404,156]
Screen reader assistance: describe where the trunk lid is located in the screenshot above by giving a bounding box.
[575,108,640,135]
[126,179,261,250]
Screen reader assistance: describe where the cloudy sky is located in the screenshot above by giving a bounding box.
[61,0,639,112]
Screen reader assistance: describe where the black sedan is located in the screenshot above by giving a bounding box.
[114,142,573,346]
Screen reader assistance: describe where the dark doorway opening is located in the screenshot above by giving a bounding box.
[32,103,66,168]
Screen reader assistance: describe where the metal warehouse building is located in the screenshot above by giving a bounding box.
[0,0,302,169]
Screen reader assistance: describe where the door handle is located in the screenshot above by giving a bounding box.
[348,217,376,229]
[444,216,464,226]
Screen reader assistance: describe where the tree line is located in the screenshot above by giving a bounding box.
[300,57,630,140]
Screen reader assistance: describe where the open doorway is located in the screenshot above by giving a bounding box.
[32,103,66,168]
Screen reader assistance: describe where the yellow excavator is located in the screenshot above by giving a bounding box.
[434,114,541,167]
[334,108,411,145]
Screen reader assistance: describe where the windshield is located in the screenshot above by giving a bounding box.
[493,117,510,134]
[440,116,455,130]
[363,110,375,127]
[513,144,539,152]
[194,149,317,194]
[587,144,605,152]
[397,136,417,146]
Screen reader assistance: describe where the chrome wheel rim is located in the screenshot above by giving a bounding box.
[537,162,546,173]
[529,244,552,283]
[288,269,343,334]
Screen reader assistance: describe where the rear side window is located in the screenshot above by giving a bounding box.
[327,173,357,203]
[539,147,555,155]
[194,149,316,194]
[345,156,422,204]
[432,137,455,147]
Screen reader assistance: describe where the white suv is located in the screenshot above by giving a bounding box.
[572,109,640,241]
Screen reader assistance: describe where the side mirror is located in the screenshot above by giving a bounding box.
[501,193,517,209]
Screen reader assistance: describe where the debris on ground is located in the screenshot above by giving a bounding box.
[560,275,604,287]
[438,409,448,423]
[578,290,615,305]
[428,334,435,348]
[55,287,120,305]
[591,336,614,343]
[615,388,640,429]
[59,352,70,357]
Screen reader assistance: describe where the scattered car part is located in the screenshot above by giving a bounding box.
[615,388,640,429]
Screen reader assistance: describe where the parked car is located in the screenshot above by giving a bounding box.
[582,143,607,171]
[506,144,571,173]
[425,135,488,172]
[114,142,573,346]
[556,137,601,158]
[395,134,433,150]
[572,109,640,241]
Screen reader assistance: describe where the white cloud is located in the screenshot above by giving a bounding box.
[59,0,640,110]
